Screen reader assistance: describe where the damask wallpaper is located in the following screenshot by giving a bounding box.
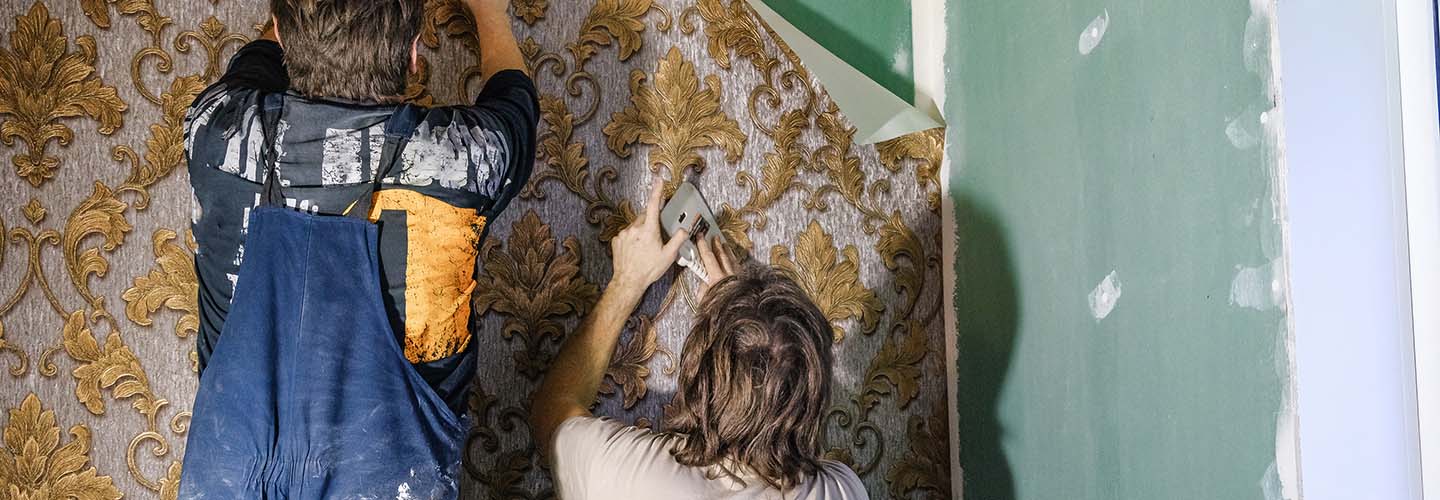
[0,0,950,498]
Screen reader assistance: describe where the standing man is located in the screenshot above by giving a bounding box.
[180,0,536,497]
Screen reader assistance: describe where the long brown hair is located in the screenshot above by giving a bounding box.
[270,0,422,102]
[664,266,834,490]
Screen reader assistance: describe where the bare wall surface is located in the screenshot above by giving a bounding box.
[947,0,1297,499]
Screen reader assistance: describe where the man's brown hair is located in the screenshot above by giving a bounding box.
[269,0,423,101]
[664,265,834,490]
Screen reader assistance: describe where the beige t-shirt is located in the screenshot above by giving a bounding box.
[551,416,870,500]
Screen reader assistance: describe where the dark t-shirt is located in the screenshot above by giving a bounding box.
[184,40,538,413]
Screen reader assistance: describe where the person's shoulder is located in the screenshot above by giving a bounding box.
[555,415,678,450]
[811,460,870,500]
[183,83,261,154]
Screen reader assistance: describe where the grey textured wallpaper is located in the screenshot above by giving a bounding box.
[0,0,949,498]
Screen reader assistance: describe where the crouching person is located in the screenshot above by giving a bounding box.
[530,178,869,499]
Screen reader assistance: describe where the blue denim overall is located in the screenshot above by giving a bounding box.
[179,94,464,499]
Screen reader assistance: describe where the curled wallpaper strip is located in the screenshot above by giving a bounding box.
[745,0,944,144]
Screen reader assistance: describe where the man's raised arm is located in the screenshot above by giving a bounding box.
[466,0,529,79]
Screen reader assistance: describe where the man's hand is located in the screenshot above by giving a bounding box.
[530,176,686,461]
[695,233,739,301]
[610,177,690,294]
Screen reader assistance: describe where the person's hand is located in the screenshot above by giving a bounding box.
[610,177,689,295]
[694,232,739,302]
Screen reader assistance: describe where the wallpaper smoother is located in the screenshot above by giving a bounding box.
[0,0,949,499]
[948,0,1298,499]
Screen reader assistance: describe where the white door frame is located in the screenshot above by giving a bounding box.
[1396,0,1440,497]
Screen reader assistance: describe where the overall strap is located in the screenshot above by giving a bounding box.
[258,92,287,207]
[344,103,415,219]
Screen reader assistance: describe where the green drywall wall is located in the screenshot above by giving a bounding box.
[948,1,1291,499]
[759,0,914,102]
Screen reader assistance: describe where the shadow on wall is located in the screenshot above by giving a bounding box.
[954,195,1018,500]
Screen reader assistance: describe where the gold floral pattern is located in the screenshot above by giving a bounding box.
[876,127,945,213]
[511,0,548,25]
[1,0,951,497]
[771,220,883,342]
[473,210,600,379]
[0,1,127,186]
[120,229,197,339]
[0,394,123,500]
[886,402,951,499]
[604,46,745,193]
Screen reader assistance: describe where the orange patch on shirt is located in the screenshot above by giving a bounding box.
[368,189,485,363]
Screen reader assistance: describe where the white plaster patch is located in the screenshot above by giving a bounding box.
[1078,9,1110,55]
[1229,259,1286,311]
[396,482,415,500]
[1226,109,1261,150]
[892,45,911,76]
[1088,270,1122,321]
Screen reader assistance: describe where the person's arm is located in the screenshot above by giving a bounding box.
[465,0,528,79]
[531,178,690,458]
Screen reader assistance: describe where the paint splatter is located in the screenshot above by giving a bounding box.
[1078,9,1110,55]
[1229,259,1286,311]
[1088,270,1122,321]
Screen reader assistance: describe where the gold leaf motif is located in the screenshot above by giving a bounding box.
[21,199,44,225]
[512,0,548,25]
[770,220,882,342]
[853,320,927,418]
[61,311,161,420]
[570,0,652,67]
[0,1,128,186]
[403,55,436,107]
[885,402,952,499]
[121,229,198,339]
[421,0,475,50]
[714,204,753,252]
[62,182,133,311]
[814,104,865,200]
[0,393,122,500]
[876,212,925,317]
[79,0,169,36]
[537,95,589,189]
[116,75,204,194]
[155,461,182,500]
[694,0,776,76]
[738,108,807,224]
[474,210,600,379]
[876,127,945,212]
[599,314,658,409]
[528,94,632,241]
[174,16,248,86]
[419,0,485,96]
[604,46,745,192]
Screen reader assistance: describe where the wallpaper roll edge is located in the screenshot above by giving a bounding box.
[746,0,944,144]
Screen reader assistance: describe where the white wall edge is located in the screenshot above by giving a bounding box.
[1396,0,1440,497]
[908,0,960,496]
